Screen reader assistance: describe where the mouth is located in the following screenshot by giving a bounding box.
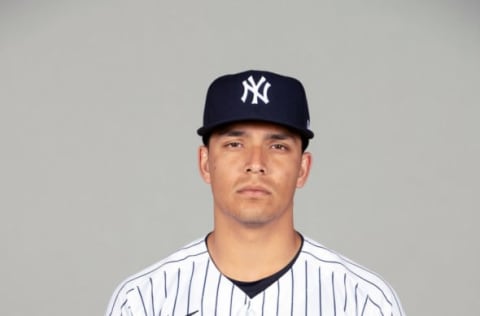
[237,185,271,197]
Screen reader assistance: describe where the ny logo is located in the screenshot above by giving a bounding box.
[241,76,271,104]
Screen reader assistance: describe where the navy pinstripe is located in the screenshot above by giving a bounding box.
[355,283,359,316]
[171,269,180,315]
[136,286,147,316]
[163,271,167,298]
[186,261,194,314]
[149,278,154,316]
[229,283,234,315]
[276,278,280,315]
[319,266,323,316]
[331,272,336,316]
[200,259,209,315]
[290,269,294,315]
[214,272,221,316]
[343,273,348,312]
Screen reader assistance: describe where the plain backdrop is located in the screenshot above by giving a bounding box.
[1,1,479,315]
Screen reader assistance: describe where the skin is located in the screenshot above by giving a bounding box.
[198,121,312,281]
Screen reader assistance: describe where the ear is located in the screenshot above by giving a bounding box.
[296,151,312,188]
[198,145,211,184]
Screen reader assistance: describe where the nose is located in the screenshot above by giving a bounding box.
[245,165,266,174]
[244,146,267,175]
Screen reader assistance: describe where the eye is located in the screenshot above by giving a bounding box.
[271,143,288,151]
[225,141,243,148]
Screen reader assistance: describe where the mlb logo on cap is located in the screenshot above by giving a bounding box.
[197,70,314,142]
[240,75,271,105]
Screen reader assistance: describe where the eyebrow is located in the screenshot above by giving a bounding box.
[217,129,245,137]
[217,128,296,141]
[268,133,293,141]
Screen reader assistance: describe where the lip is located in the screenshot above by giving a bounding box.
[237,185,271,197]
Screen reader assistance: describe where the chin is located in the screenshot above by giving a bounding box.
[232,211,278,227]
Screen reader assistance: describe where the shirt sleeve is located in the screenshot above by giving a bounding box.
[105,283,150,316]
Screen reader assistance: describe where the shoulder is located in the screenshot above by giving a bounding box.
[105,238,208,316]
[300,236,390,288]
[299,236,405,315]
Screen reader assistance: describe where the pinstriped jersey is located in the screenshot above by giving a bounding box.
[106,236,405,316]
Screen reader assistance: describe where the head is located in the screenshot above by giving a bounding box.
[197,70,315,227]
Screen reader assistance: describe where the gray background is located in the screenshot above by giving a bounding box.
[1,1,479,315]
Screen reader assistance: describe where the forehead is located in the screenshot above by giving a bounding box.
[213,121,300,138]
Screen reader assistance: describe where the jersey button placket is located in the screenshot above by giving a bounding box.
[236,300,256,316]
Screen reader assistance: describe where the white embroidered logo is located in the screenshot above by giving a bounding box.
[241,76,271,104]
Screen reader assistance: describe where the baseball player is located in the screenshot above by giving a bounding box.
[106,70,406,316]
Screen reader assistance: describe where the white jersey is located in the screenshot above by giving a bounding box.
[106,236,405,316]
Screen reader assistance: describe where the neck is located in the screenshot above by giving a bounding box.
[207,220,301,282]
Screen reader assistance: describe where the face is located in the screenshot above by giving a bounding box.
[198,122,312,227]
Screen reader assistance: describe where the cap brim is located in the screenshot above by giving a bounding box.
[197,118,314,140]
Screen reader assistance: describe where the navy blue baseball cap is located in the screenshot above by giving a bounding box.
[197,70,314,145]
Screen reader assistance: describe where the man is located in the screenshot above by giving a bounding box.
[106,70,405,315]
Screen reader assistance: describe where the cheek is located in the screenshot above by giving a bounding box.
[208,159,227,184]
[209,158,242,190]
[282,161,305,187]
[211,154,239,173]
[208,158,219,173]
